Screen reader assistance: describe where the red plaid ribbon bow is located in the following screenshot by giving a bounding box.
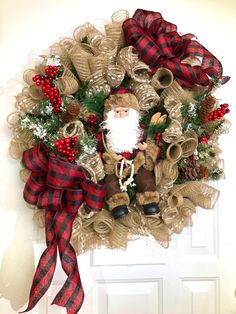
[123,9,229,88]
[20,144,106,314]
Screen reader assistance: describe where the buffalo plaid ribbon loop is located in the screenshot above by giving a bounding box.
[20,144,106,314]
[123,9,230,87]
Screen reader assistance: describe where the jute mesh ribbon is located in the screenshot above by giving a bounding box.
[155,132,198,190]
[78,152,105,182]
[86,70,111,97]
[162,96,183,143]
[104,10,129,49]
[73,22,104,44]
[117,46,150,83]
[57,65,80,95]
[129,80,160,111]
[69,43,94,82]
[50,38,76,71]
[151,67,174,91]
[160,80,194,103]
[106,64,125,87]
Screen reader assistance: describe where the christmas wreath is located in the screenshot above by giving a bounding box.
[8,8,231,314]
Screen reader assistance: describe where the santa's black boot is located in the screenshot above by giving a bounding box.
[143,202,160,215]
[112,205,128,219]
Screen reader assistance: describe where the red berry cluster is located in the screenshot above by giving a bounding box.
[87,114,96,125]
[139,124,147,129]
[54,137,78,162]
[200,136,208,144]
[155,132,162,141]
[32,66,62,113]
[207,103,230,121]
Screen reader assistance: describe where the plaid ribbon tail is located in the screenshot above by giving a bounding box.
[51,211,84,314]
[19,212,57,313]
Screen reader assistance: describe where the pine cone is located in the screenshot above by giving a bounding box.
[199,165,210,179]
[87,124,98,135]
[180,158,201,180]
[61,102,81,123]
[67,102,81,117]
[198,95,216,124]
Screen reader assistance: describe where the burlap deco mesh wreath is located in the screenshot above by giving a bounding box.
[8,9,231,314]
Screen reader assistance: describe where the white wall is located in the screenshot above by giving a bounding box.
[0,0,236,313]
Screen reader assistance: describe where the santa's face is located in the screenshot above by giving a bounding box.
[101,107,142,153]
[114,107,129,119]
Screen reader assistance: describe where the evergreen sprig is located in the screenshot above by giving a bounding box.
[74,87,106,114]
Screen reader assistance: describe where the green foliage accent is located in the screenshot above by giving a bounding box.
[181,102,202,135]
[75,87,106,115]
[19,113,63,141]
[140,103,168,126]
[160,141,169,160]
[140,104,169,140]
[174,174,185,184]
[210,167,224,180]
[80,132,97,155]
[146,122,169,140]
[127,184,137,204]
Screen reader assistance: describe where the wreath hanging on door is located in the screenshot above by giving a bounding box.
[8,9,230,314]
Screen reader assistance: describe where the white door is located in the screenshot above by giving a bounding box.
[1,1,236,313]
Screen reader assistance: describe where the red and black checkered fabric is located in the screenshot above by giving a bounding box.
[20,144,106,314]
[123,9,230,88]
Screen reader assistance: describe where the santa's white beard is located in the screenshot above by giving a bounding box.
[101,109,142,153]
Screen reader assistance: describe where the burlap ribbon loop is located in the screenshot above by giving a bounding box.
[69,44,94,82]
[62,120,85,139]
[73,22,104,44]
[109,222,128,249]
[154,159,178,188]
[162,96,183,143]
[57,65,80,95]
[129,80,160,110]
[171,182,219,209]
[166,142,182,163]
[27,85,43,101]
[180,133,198,158]
[105,10,129,50]
[78,152,105,182]
[50,38,76,71]
[15,88,39,114]
[86,70,111,97]
[106,64,125,87]
[151,67,174,90]
[98,37,117,64]
[117,46,151,82]
[23,69,37,86]
[92,210,114,235]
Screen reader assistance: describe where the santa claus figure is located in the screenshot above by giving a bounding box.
[101,88,160,219]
